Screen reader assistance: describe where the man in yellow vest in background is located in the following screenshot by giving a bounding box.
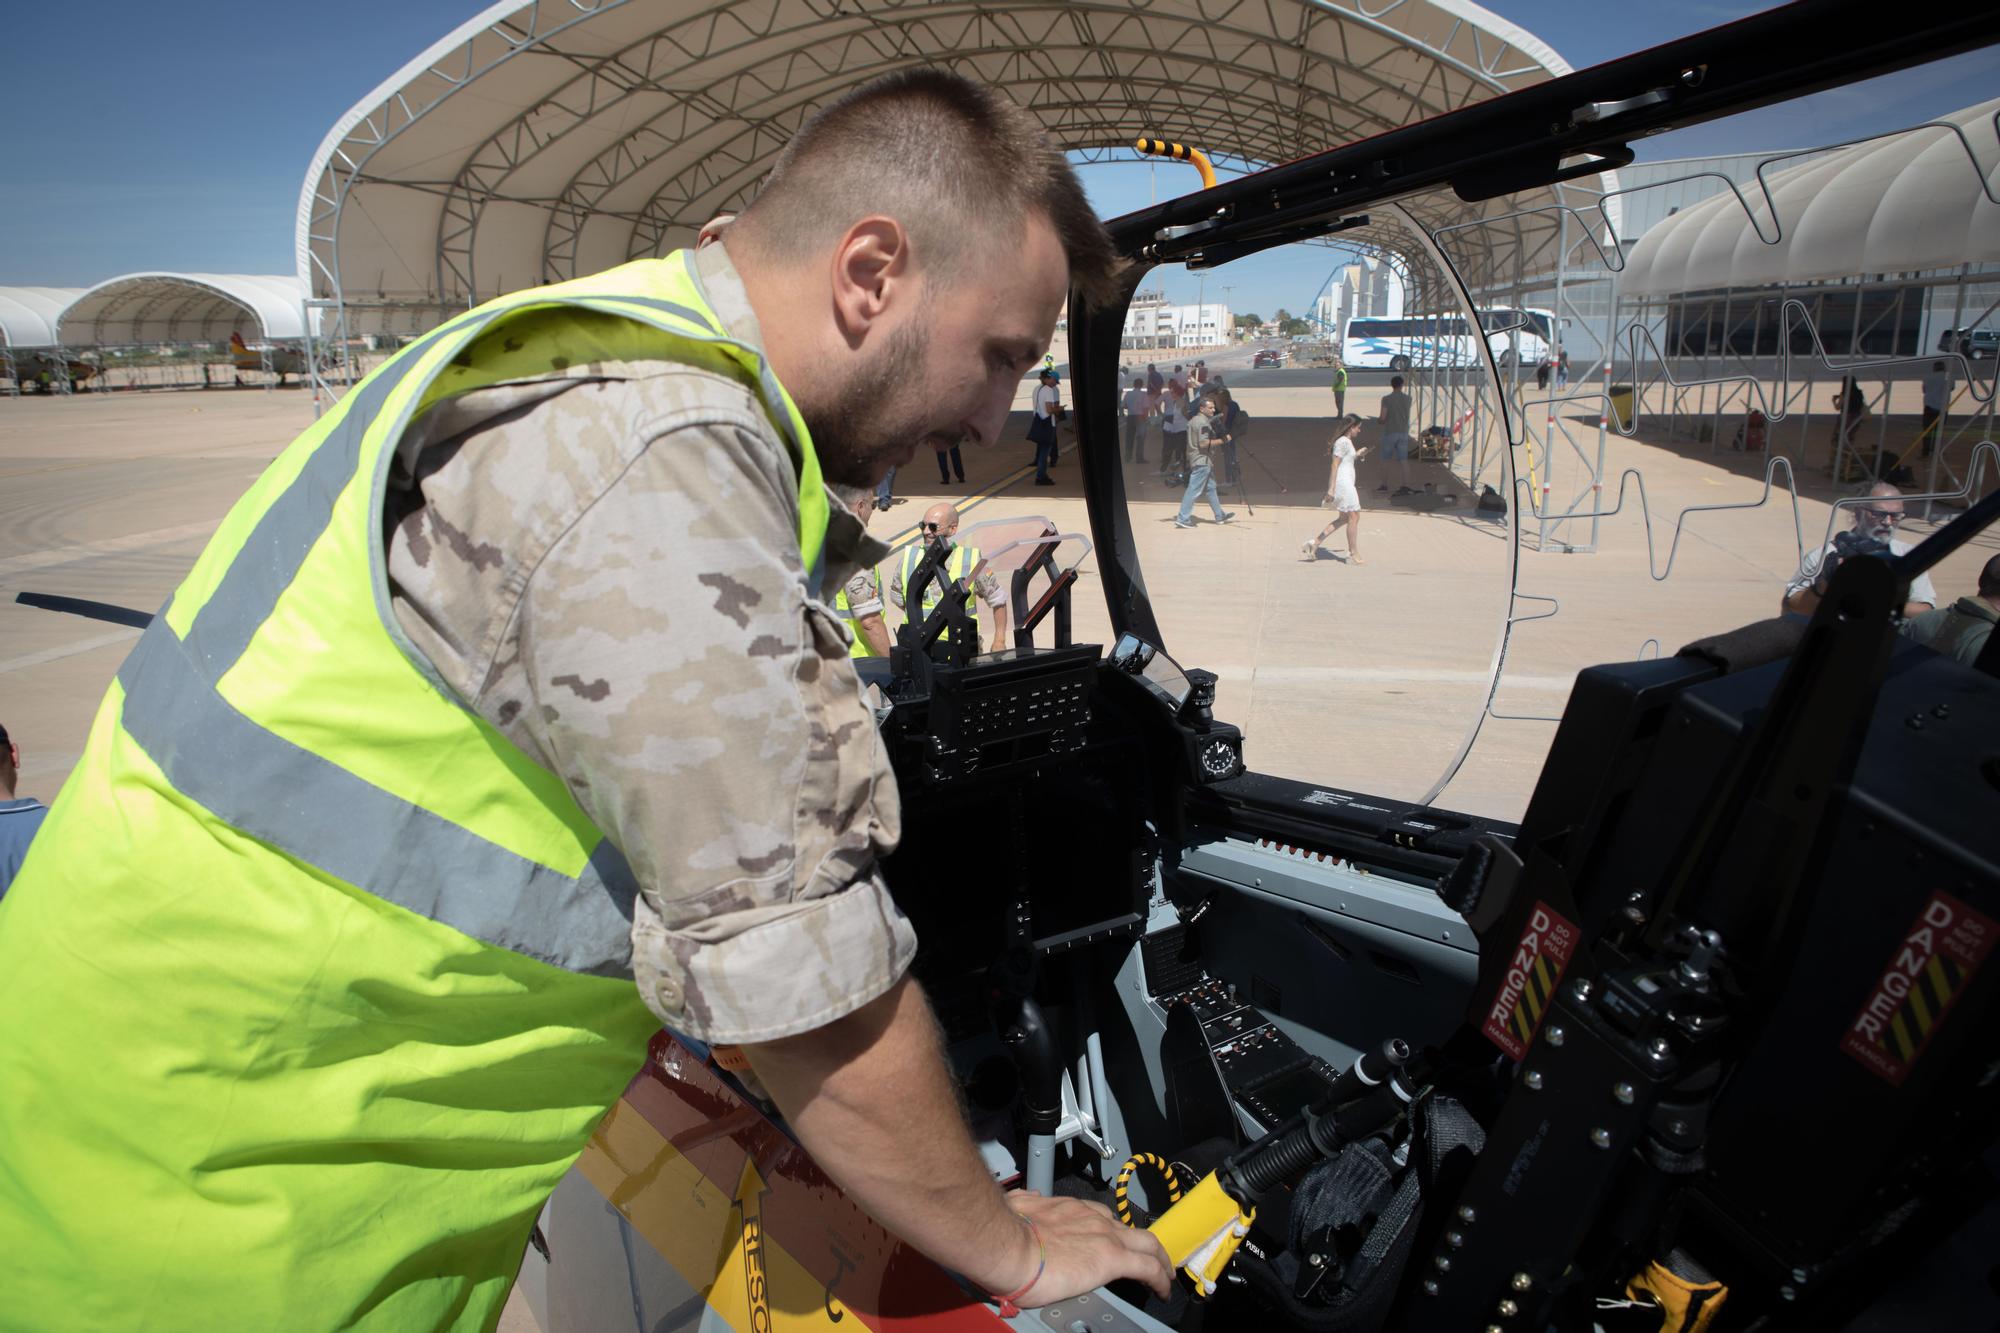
[837,490,892,656]
[892,501,1010,649]
[0,69,1167,1329]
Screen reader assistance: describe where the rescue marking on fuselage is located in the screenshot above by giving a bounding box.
[737,1156,774,1332]
[1841,891,1995,1086]
[1482,901,1578,1060]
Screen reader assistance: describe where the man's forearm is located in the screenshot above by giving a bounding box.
[985,600,1009,649]
[740,977,1035,1296]
[859,611,892,657]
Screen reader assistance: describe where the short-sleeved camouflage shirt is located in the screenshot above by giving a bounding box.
[381,242,916,1044]
[842,566,884,619]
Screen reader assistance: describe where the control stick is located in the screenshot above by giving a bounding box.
[1147,1039,1414,1296]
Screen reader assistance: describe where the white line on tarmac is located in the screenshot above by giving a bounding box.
[0,627,142,675]
[1210,665,1575,691]
[0,520,218,580]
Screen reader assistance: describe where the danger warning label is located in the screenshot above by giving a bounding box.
[1841,891,1996,1086]
[1482,901,1579,1060]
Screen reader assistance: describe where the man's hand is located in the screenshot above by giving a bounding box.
[740,977,1170,1309]
[1007,1191,1172,1306]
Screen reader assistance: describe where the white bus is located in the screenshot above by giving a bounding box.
[1342,308,1552,370]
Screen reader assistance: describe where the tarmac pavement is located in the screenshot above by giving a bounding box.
[4,374,1994,823]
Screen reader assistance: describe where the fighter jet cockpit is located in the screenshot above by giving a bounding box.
[525,5,1999,1331]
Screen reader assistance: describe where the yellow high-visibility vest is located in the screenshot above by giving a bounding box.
[897,540,981,642]
[0,252,827,1329]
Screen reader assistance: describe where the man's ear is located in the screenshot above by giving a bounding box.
[830,217,912,348]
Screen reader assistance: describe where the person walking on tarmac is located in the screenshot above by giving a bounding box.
[0,69,1168,1329]
[890,501,1009,646]
[1331,358,1348,415]
[1174,396,1238,529]
[836,490,893,656]
[1304,414,1369,564]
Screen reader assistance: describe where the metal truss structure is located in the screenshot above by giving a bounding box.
[1392,108,1998,794]
[295,0,1600,395]
[0,287,85,398]
[50,274,315,394]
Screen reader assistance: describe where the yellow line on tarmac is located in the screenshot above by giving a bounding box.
[880,443,1072,555]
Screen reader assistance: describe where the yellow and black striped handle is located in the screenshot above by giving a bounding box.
[1113,1152,1185,1226]
[1133,137,1218,189]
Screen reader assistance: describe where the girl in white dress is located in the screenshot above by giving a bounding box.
[1303,415,1368,564]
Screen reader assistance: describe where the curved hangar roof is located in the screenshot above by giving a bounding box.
[56,274,311,348]
[1622,96,2000,297]
[299,0,1599,333]
[0,288,84,349]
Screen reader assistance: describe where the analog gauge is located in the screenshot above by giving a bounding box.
[1199,737,1238,780]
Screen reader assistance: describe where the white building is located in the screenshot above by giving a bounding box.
[1313,258,1406,336]
[1122,290,1232,349]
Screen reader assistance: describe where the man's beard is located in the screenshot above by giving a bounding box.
[804,317,960,488]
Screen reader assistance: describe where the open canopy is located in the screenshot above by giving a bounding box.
[297,0,1613,334]
[1620,96,2000,297]
[56,274,310,348]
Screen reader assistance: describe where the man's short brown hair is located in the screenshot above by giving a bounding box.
[732,68,1120,308]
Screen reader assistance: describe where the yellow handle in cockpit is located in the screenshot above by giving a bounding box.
[1134,137,1218,190]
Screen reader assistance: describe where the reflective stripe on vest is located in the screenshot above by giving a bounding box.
[898,542,979,642]
[126,259,826,975]
[0,253,828,1327]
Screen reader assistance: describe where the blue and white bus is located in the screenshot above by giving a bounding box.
[1342,308,1553,370]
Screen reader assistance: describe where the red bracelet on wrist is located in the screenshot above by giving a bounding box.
[990,1214,1047,1318]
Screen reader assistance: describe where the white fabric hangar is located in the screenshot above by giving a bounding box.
[1620,96,2000,297]
[0,287,83,350]
[297,0,1616,338]
[56,274,311,348]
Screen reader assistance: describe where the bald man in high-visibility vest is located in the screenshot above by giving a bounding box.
[891,502,1008,648]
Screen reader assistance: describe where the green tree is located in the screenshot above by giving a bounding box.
[1280,317,1313,337]
[1233,312,1262,329]
[1273,307,1293,325]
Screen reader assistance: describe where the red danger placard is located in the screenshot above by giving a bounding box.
[1481,901,1579,1060]
[1842,891,1997,1086]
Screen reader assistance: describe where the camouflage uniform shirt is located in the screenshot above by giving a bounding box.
[842,567,885,622]
[381,241,916,1044]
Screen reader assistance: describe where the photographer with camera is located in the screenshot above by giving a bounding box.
[1783,482,1937,618]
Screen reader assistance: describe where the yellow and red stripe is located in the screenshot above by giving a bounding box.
[574,1033,1008,1331]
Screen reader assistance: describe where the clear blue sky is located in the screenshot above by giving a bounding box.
[3,0,1993,323]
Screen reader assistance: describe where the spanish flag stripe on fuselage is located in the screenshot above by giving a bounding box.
[573,1042,1007,1332]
